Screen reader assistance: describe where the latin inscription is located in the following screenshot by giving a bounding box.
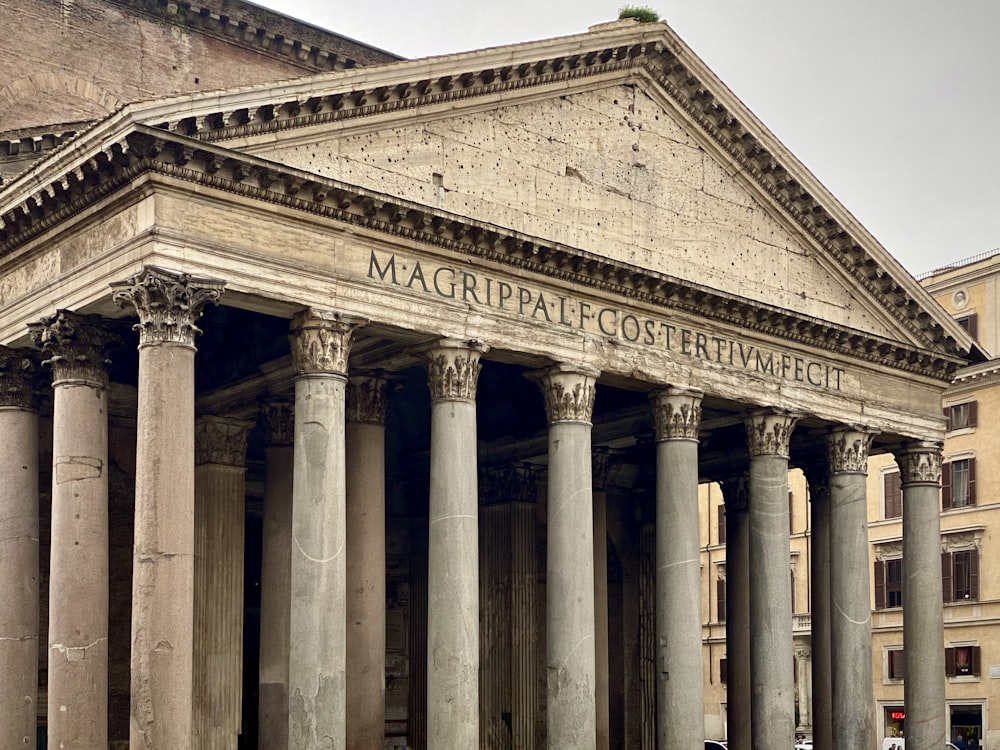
[369,251,844,391]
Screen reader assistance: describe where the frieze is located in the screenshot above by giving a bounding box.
[0,345,39,410]
[745,411,799,458]
[826,428,874,474]
[347,374,389,424]
[651,387,703,441]
[195,415,255,467]
[419,340,487,402]
[528,363,600,424]
[27,309,115,387]
[288,309,366,376]
[941,528,984,552]
[873,539,903,562]
[111,266,224,348]
[261,400,294,447]
[894,441,943,485]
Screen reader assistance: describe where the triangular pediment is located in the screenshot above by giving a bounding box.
[0,18,982,369]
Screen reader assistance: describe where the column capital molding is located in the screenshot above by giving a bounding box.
[650,386,703,441]
[289,309,367,376]
[195,415,255,467]
[894,440,943,486]
[111,266,225,348]
[417,338,488,403]
[527,362,600,424]
[0,345,40,410]
[261,400,294,446]
[592,447,613,491]
[347,374,389,425]
[825,427,875,474]
[27,309,115,387]
[744,409,800,458]
[720,473,750,513]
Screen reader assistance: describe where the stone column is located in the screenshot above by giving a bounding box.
[744,410,799,750]
[193,416,254,750]
[592,449,611,750]
[111,266,224,748]
[651,387,704,748]
[827,428,875,749]
[287,309,365,749]
[804,467,832,750]
[346,374,389,750]
[420,339,487,749]
[720,474,751,750]
[29,311,116,750]
[795,646,813,730]
[530,362,600,749]
[0,347,40,749]
[258,400,294,750]
[896,441,947,750]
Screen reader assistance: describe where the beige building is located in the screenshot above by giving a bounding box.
[701,249,1000,749]
[0,2,984,748]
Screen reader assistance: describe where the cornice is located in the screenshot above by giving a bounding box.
[0,125,968,383]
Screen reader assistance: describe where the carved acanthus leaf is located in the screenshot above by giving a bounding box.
[347,374,389,424]
[745,410,799,458]
[826,428,874,474]
[421,340,488,402]
[261,400,294,447]
[111,266,224,347]
[651,387,703,441]
[27,309,116,386]
[0,345,39,409]
[195,416,255,467]
[895,441,943,485]
[529,363,600,424]
[289,309,366,376]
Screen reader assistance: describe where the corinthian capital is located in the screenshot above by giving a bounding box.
[347,374,389,424]
[744,409,799,458]
[528,362,600,424]
[0,345,39,410]
[111,266,225,347]
[826,427,874,474]
[195,416,255,467]
[719,473,750,513]
[261,400,294,447]
[894,440,943,485]
[27,309,116,387]
[651,387,703,441]
[289,309,367,376]
[418,339,488,403]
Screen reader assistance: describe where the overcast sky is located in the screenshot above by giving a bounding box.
[254,0,999,276]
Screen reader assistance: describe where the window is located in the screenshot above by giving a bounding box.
[720,657,728,684]
[946,401,978,432]
[943,458,977,509]
[957,313,979,340]
[883,470,902,519]
[887,648,905,680]
[943,549,980,602]
[875,558,903,609]
[945,646,981,677]
[717,504,726,546]
[717,577,727,622]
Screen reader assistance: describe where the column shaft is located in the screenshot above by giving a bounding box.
[593,452,610,750]
[806,473,833,750]
[258,402,293,750]
[652,388,703,749]
[828,429,875,749]
[898,443,947,750]
[346,376,388,750]
[0,348,39,749]
[423,340,485,748]
[722,477,751,750]
[745,412,798,750]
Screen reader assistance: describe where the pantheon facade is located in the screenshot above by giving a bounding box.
[0,4,981,749]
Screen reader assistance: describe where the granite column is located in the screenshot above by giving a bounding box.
[651,387,704,749]
[420,339,487,749]
[804,467,832,750]
[745,410,799,749]
[30,311,116,750]
[721,474,751,750]
[593,450,611,750]
[827,428,875,749]
[0,347,40,749]
[287,309,365,749]
[112,267,224,748]
[530,363,600,749]
[896,441,947,750]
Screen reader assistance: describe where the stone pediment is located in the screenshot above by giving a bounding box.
[0,18,984,372]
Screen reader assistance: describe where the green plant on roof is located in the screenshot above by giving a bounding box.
[618,5,660,22]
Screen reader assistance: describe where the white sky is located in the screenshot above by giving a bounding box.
[254,0,1000,275]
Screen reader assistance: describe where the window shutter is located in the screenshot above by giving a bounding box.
[790,571,796,614]
[884,472,902,519]
[969,458,977,506]
[718,504,727,546]
[942,551,953,603]
[967,313,979,339]
[971,550,980,600]
[942,462,953,510]
[889,649,905,680]
[972,646,982,676]
[945,647,956,677]
[717,578,727,622]
[969,400,979,428]
[875,560,886,610]
[945,406,953,432]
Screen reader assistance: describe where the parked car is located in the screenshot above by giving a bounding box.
[704,741,727,750]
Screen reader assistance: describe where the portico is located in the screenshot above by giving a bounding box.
[0,17,979,750]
